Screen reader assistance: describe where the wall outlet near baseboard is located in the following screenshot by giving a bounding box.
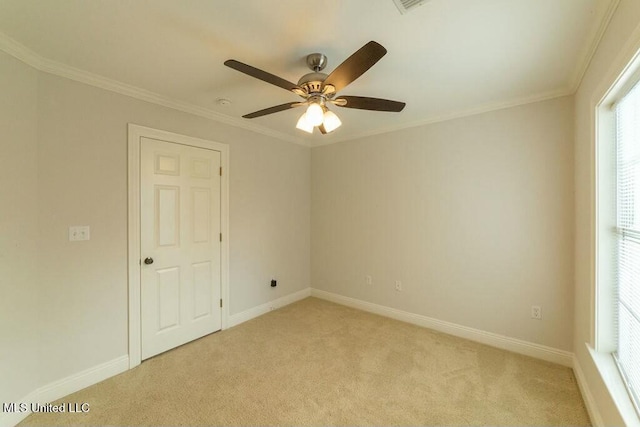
[365,275,372,285]
[395,280,402,291]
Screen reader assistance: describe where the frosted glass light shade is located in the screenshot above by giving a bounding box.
[322,110,342,133]
[305,103,324,126]
[296,113,314,133]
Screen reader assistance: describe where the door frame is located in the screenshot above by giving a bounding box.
[127,124,230,369]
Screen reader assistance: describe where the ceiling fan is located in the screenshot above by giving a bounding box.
[224,41,406,134]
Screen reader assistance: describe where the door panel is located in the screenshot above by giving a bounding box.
[192,261,212,319]
[141,137,221,360]
[156,186,180,247]
[157,267,180,331]
[192,188,211,243]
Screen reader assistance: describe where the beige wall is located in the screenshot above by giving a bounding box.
[312,96,575,350]
[35,72,311,384]
[574,0,640,424]
[1,54,310,397]
[6,5,640,419]
[0,52,40,404]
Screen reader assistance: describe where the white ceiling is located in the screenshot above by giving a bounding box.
[0,0,617,145]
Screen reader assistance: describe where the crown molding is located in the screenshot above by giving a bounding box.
[0,11,612,150]
[568,0,621,94]
[314,87,573,147]
[0,31,44,69]
[0,32,309,147]
[314,0,620,147]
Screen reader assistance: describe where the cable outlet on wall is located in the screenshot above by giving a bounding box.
[365,275,372,285]
[69,226,90,241]
[531,305,542,320]
[395,280,402,291]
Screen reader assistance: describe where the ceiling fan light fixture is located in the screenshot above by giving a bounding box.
[225,41,405,136]
[322,110,342,133]
[305,103,324,127]
[296,113,314,133]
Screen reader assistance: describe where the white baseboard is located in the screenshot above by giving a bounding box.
[3,289,311,427]
[36,355,129,404]
[1,355,129,427]
[572,354,604,427]
[228,287,311,328]
[2,290,577,427]
[311,289,574,367]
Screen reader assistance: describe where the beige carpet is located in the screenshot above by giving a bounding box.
[20,297,590,426]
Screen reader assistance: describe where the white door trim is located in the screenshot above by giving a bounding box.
[127,124,230,368]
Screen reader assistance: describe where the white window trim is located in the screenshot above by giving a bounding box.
[595,102,617,355]
[587,344,639,425]
[593,37,640,426]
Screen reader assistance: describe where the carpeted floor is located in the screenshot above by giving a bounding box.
[20,297,590,426]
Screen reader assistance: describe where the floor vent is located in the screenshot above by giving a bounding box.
[392,0,431,14]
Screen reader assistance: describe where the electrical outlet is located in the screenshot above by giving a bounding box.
[69,226,90,241]
[531,305,542,320]
[365,275,372,285]
[395,280,402,291]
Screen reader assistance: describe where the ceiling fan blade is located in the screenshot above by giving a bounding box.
[333,96,406,112]
[322,41,387,93]
[242,102,303,119]
[225,59,304,95]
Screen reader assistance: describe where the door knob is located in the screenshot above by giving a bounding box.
[144,257,154,265]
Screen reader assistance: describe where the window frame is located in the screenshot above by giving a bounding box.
[610,83,640,415]
[595,55,640,420]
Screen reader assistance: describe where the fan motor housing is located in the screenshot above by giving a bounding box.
[297,72,327,95]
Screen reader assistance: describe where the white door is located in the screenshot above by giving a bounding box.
[140,136,222,360]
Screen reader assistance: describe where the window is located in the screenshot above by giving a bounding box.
[613,80,640,413]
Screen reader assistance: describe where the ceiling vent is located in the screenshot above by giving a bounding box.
[392,0,431,14]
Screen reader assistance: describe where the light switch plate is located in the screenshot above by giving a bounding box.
[69,226,90,241]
